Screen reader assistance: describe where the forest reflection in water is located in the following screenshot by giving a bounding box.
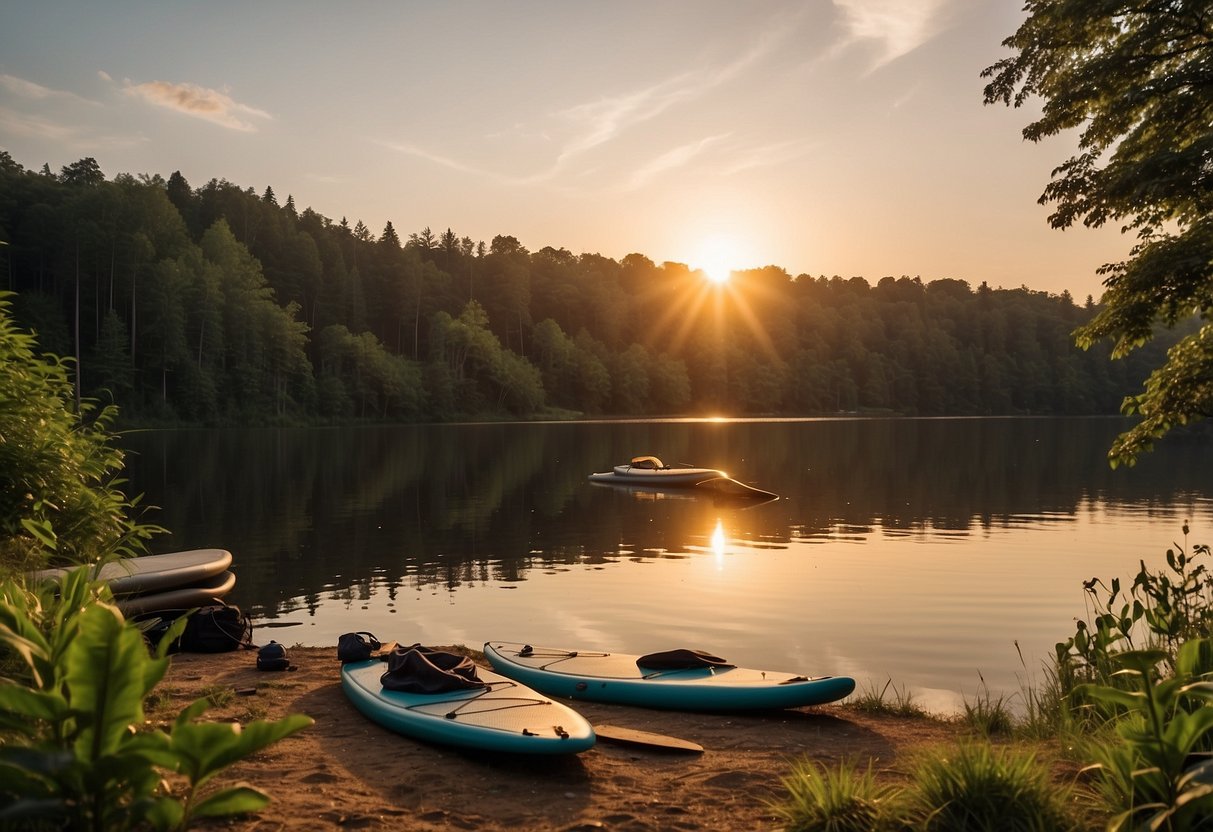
[120,417,1213,711]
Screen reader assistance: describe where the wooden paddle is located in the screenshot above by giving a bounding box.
[593,724,704,753]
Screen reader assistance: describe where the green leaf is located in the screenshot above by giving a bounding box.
[152,613,191,660]
[19,517,57,547]
[171,713,312,788]
[137,796,184,831]
[173,696,212,730]
[0,684,69,723]
[1079,684,1144,711]
[64,604,164,761]
[191,784,271,818]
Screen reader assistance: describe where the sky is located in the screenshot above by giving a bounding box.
[0,1,1130,299]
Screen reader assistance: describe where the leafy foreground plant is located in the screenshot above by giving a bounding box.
[902,742,1076,832]
[0,572,313,830]
[771,757,901,832]
[1080,642,1213,832]
[1053,525,1213,727]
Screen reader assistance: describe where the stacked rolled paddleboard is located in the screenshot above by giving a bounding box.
[31,549,236,615]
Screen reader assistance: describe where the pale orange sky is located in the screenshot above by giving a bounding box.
[0,1,1128,299]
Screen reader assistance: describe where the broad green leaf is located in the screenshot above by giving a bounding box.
[172,713,312,788]
[1080,684,1145,711]
[173,696,212,730]
[152,613,191,660]
[137,796,184,831]
[64,604,157,761]
[20,518,57,547]
[191,784,271,818]
[0,684,69,724]
[118,729,178,770]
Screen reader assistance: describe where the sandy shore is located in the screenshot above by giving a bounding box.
[161,646,964,831]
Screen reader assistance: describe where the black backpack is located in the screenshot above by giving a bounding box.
[337,631,383,663]
[179,603,254,653]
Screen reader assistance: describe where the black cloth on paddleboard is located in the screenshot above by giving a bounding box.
[636,648,735,669]
[380,644,487,694]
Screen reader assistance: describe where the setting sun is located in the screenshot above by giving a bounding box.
[692,235,743,285]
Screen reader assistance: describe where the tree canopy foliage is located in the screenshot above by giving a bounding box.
[0,149,1173,425]
[983,0,1213,465]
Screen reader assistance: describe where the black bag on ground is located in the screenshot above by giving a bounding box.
[133,611,184,652]
[257,640,291,671]
[179,602,253,653]
[337,631,382,663]
[636,648,734,670]
[380,644,486,694]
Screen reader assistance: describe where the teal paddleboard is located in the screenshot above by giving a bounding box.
[341,659,595,754]
[484,641,855,712]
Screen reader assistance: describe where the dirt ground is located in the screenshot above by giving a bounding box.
[160,646,966,831]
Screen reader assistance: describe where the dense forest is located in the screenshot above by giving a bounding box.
[0,151,1171,424]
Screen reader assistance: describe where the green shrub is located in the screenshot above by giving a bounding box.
[1057,528,1212,685]
[902,742,1075,832]
[1080,642,1213,831]
[0,291,160,574]
[0,571,312,830]
[771,758,902,832]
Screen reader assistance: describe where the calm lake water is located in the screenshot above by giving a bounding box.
[119,417,1213,713]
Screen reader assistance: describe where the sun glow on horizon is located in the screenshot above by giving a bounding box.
[691,234,745,285]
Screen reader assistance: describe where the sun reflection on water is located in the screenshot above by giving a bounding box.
[711,519,726,567]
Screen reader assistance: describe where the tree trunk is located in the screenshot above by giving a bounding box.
[74,241,82,413]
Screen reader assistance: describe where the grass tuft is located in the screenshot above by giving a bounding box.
[962,672,1015,737]
[771,757,902,832]
[849,678,926,718]
[902,742,1076,831]
[198,683,235,708]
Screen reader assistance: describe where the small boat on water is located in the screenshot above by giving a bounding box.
[590,455,726,486]
[588,456,779,500]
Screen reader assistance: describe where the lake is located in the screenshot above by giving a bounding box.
[118,417,1213,713]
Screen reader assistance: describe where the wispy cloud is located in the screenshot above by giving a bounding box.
[554,20,792,173]
[625,134,730,191]
[0,73,98,105]
[554,72,701,168]
[0,104,82,142]
[378,139,524,183]
[0,104,146,150]
[832,0,953,68]
[382,12,799,191]
[122,79,270,131]
[719,139,815,177]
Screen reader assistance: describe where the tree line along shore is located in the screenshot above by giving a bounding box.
[0,152,1174,426]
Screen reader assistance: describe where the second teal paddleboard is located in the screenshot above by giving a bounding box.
[484,641,855,712]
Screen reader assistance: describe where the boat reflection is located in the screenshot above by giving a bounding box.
[588,477,779,507]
